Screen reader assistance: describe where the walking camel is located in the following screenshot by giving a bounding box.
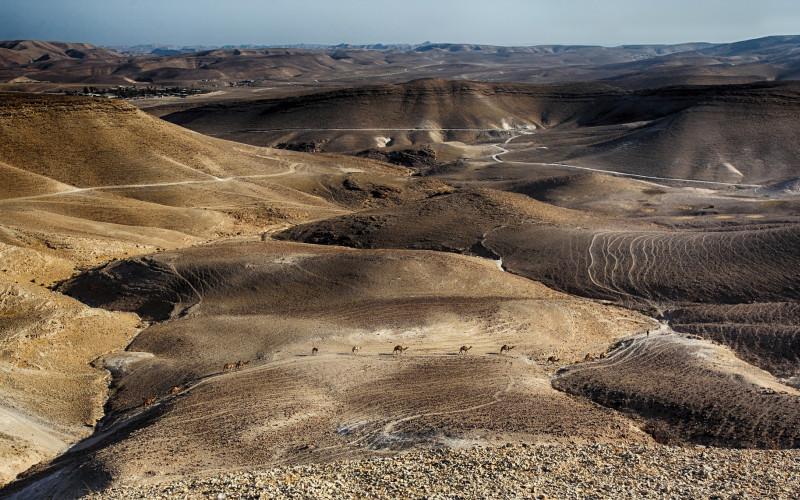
[459,345,473,355]
[311,347,319,356]
[500,345,515,354]
[393,345,409,355]
[352,346,361,354]
[223,362,235,372]
[235,360,248,370]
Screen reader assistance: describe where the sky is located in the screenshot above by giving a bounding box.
[2,0,799,48]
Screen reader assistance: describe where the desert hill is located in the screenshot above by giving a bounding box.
[552,82,800,184]
[2,39,800,497]
[162,79,625,140]
[0,92,436,255]
[276,188,800,305]
[698,35,800,63]
[10,237,800,497]
[2,35,799,92]
[0,40,121,67]
[0,92,440,486]
[276,187,800,377]
[161,79,800,185]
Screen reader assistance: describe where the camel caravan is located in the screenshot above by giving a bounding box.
[223,360,249,372]
[209,345,613,366]
[138,342,614,412]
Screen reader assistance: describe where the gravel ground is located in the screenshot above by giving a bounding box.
[83,443,800,499]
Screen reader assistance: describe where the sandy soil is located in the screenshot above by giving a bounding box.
[1,79,799,497]
[10,240,656,496]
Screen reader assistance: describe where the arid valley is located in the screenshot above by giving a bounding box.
[1,34,800,498]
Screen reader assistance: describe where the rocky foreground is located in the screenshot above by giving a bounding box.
[83,444,799,499]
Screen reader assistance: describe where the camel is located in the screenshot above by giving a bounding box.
[459,345,473,355]
[352,346,361,354]
[311,347,319,356]
[170,386,180,394]
[143,397,156,407]
[547,355,560,363]
[584,353,596,361]
[500,345,515,354]
[393,345,408,355]
[223,362,235,372]
[599,352,607,359]
[235,360,248,370]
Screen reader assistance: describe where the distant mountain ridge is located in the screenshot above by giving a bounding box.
[0,35,798,88]
[104,42,424,55]
[0,40,121,66]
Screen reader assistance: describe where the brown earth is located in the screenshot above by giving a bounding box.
[276,188,800,306]
[0,274,139,485]
[553,331,800,448]
[0,92,439,486]
[160,79,800,185]
[0,40,121,67]
[8,239,656,497]
[1,65,800,498]
[3,35,800,92]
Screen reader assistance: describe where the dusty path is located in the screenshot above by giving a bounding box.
[480,131,764,188]
[509,160,764,189]
[490,130,535,162]
[0,164,301,203]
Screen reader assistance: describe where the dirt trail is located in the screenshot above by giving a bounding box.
[0,165,301,203]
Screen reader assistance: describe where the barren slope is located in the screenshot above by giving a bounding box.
[0,40,121,67]
[0,275,139,485]
[557,84,800,184]
[0,92,443,270]
[161,80,800,185]
[277,188,800,303]
[554,332,800,447]
[277,188,800,379]
[15,239,655,496]
[3,44,800,496]
[2,36,797,90]
[0,93,430,486]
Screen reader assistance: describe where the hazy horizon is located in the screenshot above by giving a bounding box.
[3,0,800,48]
